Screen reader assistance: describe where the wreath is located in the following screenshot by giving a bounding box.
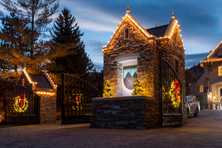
[13,95,29,113]
[169,80,181,108]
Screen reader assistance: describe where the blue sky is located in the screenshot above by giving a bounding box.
[60,0,222,67]
[1,0,222,68]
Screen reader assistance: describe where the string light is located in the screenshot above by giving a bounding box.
[23,68,35,85]
[103,10,184,52]
[35,91,56,96]
[44,71,57,89]
[23,68,57,97]
[207,41,222,59]
[103,10,154,52]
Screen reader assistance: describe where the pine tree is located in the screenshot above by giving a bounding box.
[0,13,30,69]
[0,0,68,72]
[0,0,59,57]
[50,8,94,76]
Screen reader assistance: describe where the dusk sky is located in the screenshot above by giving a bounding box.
[59,0,222,67]
[1,0,221,67]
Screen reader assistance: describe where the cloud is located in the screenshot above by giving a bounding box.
[78,18,115,32]
[61,0,119,32]
[61,0,222,67]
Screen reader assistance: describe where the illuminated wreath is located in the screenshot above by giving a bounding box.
[13,95,29,113]
[169,80,181,108]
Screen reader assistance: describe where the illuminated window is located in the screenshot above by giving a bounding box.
[199,85,204,93]
[218,66,222,76]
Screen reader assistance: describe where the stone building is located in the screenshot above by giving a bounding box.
[188,42,222,109]
[91,10,185,128]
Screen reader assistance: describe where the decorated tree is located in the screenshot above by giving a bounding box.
[132,79,145,96]
[103,80,113,97]
[50,8,94,76]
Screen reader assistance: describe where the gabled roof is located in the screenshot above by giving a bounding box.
[207,42,222,59]
[103,10,154,51]
[23,68,57,95]
[202,42,222,63]
[29,74,52,90]
[103,10,182,52]
[147,24,169,37]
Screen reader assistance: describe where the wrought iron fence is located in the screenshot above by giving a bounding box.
[58,73,102,124]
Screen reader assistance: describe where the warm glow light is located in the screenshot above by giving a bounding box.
[103,10,184,52]
[35,91,56,96]
[103,10,153,52]
[44,72,57,89]
[23,67,35,84]
[207,41,222,59]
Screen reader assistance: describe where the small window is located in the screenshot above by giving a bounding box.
[218,66,222,76]
[199,85,204,93]
[124,28,129,39]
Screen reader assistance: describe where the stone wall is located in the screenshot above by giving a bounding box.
[91,96,161,129]
[102,15,185,128]
[40,95,57,124]
[103,20,158,97]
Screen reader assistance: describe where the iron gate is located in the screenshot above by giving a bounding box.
[5,86,40,125]
[58,73,101,124]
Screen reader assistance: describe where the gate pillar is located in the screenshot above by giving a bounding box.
[39,92,57,124]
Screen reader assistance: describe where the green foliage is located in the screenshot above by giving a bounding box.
[132,79,145,96]
[50,8,94,76]
[0,13,31,68]
[0,0,59,56]
[103,80,113,97]
[0,0,59,71]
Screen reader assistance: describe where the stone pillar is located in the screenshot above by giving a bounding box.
[40,95,57,124]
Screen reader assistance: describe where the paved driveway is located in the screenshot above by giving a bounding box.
[1,110,222,148]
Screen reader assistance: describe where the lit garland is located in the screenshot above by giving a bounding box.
[169,80,181,108]
[103,80,114,97]
[132,80,145,96]
[103,10,184,52]
[35,91,56,96]
[13,95,29,113]
[103,10,153,52]
[44,72,57,89]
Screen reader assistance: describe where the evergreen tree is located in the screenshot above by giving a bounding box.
[0,0,70,72]
[0,0,59,57]
[50,8,94,76]
[0,13,30,70]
